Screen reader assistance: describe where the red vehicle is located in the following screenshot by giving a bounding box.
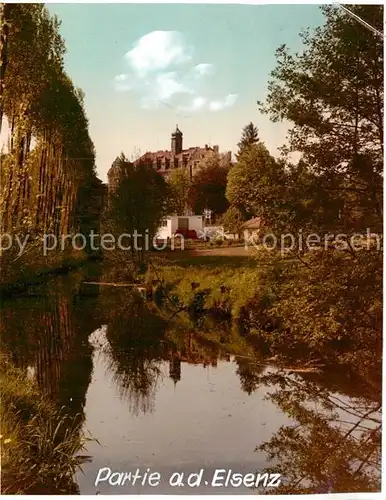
[175,229,197,239]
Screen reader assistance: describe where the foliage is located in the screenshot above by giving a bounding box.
[258,4,383,235]
[104,157,169,263]
[0,244,89,296]
[167,167,191,215]
[236,121,259,158]
[188,151,231,215]
[145,256,267,331]
[0,4,102,285]
[218,205,246,234]
[257,370,381,493]
[247,248,382,381]
[0,4,13,127]
[0,351,88,494]
[224,5,383,381]
[226,142,284,218]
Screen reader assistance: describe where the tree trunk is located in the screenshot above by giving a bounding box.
[0,3,12,133]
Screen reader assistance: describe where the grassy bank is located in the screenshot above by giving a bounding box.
[144,248,381,385]
[0,352,87,494]
[0,245,99,298]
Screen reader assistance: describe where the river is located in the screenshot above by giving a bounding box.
[1,267,381,494]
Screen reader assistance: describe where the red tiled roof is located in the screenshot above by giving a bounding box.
[242,217,262,229]
[136,146,214,163]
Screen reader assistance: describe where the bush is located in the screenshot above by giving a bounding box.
[0,352,89,494]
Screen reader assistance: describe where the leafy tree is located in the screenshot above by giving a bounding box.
[237,121,259,157]
[106,157,169,261]
[188,151,231,216]
[226,142,285,219]
[247,4,383,383]
[167,168,191,215]
[258,4,383,234]
[218,205,246,234]
[0,4,101,245]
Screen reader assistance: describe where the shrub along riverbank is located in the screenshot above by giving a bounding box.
[0,352,87,494]
[0,246,102,298]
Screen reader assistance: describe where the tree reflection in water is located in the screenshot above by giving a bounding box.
[93,288,167,416]
[1,272,102,494]
[94,285,236,417]
[235,356,265,395]
[93,326,164,416]
[255,370,381,494]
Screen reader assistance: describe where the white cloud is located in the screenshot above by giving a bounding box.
[191,63,214,78]
[177,93,238,114]
[191,96,207,110]
[177,96,208,113]
[114,31,237,113]
[209,94,238,111]
[154,72,193,101]
[124,31,192,77]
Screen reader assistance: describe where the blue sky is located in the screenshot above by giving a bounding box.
[46,4,325,181]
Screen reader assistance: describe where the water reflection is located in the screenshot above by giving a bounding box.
[1,271,101,493]
[256,370,381,494]
[235,357,265,395]
[1,273,99,416]
[91,326,164,416]
[1,270,382,494]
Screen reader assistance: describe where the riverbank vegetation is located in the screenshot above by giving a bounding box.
[0,352,87,494]
[0,4,100,491]
[0,4,103,290]
[145,242,381,385]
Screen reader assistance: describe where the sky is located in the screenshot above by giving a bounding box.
[6,4,326,182]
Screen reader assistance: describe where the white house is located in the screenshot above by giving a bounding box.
[156,215,203,240]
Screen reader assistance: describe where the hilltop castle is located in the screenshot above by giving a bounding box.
[107,126,231,196]
[133,126,231,180]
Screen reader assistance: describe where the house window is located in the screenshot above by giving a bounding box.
[156,158,162,170]
[174,157,179,169]
[165,158,170,170]
[183,155,188,168]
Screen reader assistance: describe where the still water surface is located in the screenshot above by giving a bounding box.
[2,269,381,494]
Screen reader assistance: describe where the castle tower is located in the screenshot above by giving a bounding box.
[171,125,183,154]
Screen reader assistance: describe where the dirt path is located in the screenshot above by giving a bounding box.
[153,244,257,268]
[187,245,253,257]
